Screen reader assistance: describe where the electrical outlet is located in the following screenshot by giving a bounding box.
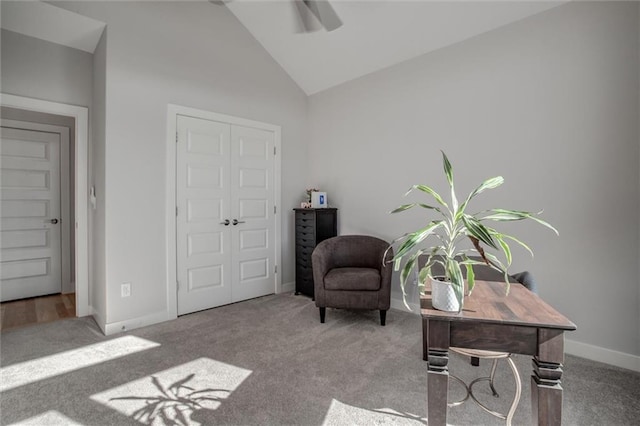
[121,282,131,298]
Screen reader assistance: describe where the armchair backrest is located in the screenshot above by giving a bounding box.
[313,235,392,271]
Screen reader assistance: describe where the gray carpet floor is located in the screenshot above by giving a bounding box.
[1,292,639,425]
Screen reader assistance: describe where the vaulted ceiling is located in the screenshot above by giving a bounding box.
[224,1,567,95]
[2,1,567,95]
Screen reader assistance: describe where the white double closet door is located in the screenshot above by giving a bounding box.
[177,115,276,315]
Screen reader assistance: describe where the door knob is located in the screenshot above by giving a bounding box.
[49,218,59,224]
[232,219,246,226]
[220,219,230,226]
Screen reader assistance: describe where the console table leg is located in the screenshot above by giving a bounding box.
[427,349,449,426]
[422,317,429,361]
[531,358,563,425]
[426,318,451,426]
[531,329,565,425]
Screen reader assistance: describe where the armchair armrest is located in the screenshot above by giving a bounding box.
[312,241,334,305]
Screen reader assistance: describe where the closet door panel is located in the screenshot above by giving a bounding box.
[230,125,275,302]
[177,116,232,315]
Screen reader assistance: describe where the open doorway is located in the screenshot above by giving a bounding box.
[0,94,90,326]
[0,110,75,330]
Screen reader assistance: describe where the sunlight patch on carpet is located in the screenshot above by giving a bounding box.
[0,336,160,392]
[90,357,252,426]
[322,399,426,425]
[8,410,83,425]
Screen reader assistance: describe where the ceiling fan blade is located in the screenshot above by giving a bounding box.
[303,0,342,32]
[293,0,321,33]
[210,0,342,34]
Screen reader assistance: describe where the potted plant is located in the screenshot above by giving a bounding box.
[388,151,557,312]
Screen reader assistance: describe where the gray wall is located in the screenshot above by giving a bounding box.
[57,1,308,326]
[1,29,93,296]
[0,29,93,107]
[5,1,637,361]
[90,30,107,328]
[308,2,640,356]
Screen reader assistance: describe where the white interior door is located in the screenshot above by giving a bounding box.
[176,114,277,315]
[177,116,232,315]
[231,125,275,302]
[0,126,62,301]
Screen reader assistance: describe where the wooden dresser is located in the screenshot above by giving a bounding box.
[293,208,338,298]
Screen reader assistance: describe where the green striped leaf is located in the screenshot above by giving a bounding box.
[419,265,432,284]
[482,209,559,235]
[441,152,459,213]
[502,234,534,257]
[442,151,454,187]
[483,252,511,294]
[447,259,465,309]
[418,204,444,215]
[465,261,476,295]
[409,185,448,209]
[456,176,503,218]
[527,215,559,235]
[462,215,498,250]
[468,176,504,201]
[495,234,512,267]
[400,253,418,292]
[393,221,443,259]
[390,203,416,214]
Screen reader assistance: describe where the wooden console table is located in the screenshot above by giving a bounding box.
[421,280,576,425]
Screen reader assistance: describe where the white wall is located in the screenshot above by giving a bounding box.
[309,2,640,358]
[57,1,308,329]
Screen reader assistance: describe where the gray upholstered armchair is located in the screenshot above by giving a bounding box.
[311,235,393,325]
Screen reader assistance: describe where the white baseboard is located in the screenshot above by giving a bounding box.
[390,295,640,372]
[103,310,171,336]
[280,281,294,293]
[565,339,640,372]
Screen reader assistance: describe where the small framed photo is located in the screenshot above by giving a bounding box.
[311,191,327,208]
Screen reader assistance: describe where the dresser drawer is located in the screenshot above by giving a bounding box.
[295,213,316,226]
[295,224,315,236]
[296,265,313,281]
[296,210,315,219]
[296,254,312,268]
[296,236,316,248]
[296,245,314,257]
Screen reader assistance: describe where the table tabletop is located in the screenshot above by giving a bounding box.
[420,280,576,331]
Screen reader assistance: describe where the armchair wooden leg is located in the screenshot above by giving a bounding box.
[319,307,326,323]
[380,310,387,326]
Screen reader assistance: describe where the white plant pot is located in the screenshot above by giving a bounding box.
[431,277,461,312]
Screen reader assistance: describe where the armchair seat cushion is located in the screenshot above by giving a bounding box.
[324,267,381,291]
